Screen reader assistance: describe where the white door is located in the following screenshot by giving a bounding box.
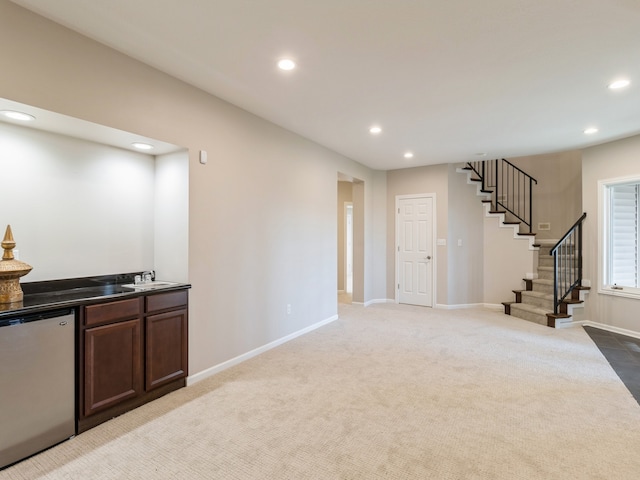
[397,195,434,307]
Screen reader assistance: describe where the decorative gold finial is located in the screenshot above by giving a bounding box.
[2,225,17,260]
[0,225,33,304]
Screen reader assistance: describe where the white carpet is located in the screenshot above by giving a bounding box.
[3,303,640,479]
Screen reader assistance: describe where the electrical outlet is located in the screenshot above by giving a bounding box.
[286,304,292,315]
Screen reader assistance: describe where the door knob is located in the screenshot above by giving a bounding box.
[425,256,431,260]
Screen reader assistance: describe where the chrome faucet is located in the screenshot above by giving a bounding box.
[141,270,155,283]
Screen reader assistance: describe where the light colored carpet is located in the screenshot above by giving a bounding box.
[3,303,640,479]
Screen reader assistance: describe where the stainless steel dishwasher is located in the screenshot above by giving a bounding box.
[0,308,76,469]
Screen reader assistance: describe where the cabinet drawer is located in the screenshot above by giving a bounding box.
[84,298,141,326]
[146,290,188,313]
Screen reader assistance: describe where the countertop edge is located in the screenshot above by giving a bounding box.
[0,283,191,319]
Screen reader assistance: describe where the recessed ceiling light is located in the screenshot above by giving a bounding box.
[584,127,599,135]
[369,126,382,135]
[475,152,487,157]
[131,142,154,150]
[608,79,630,90]
[404,152,414,159]
[277,59,296,71]
[0,110,35,122]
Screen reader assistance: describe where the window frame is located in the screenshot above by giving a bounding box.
[599,174,640,299]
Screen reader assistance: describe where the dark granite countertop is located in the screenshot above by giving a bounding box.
[0,272,191,319]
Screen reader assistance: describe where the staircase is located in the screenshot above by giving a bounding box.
[459,161,589,328]
[503,240,589,327]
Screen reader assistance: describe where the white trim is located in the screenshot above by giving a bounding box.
[186,314,339,385]
[344,201,353,294]
[395,193,437,307]
[364,298,395,306]
[579,320,640,340]
[598,174,640,297]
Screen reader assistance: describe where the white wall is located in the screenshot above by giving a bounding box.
[155,150,189,283]
[582,134,640,333]
[0,1,386,377]
[0,121,156,281]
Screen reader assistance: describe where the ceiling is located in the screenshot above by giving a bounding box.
[12,0,640,170]
[0,98,183,155]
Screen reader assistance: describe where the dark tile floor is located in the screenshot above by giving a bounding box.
[584,326,640,404]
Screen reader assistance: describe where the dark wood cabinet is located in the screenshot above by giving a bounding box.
[78,289,188,432]
[84,318,142,416]
[145,291,188,391]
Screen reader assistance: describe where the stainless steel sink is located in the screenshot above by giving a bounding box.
[121,281,178,290]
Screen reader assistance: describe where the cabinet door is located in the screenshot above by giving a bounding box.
[146,309,188,391]
[84,319,142,417]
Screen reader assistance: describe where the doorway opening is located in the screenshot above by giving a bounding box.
[338,174,364,305]
[345,203,353,294]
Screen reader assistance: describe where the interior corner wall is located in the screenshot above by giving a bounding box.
[447,164,484,306]
[508,150,582,239]
[0,1,383,377]
[352,181,365,303]
[386,164,449,305]
[155,150,189,283]
[371,170,388,301]
[582,133,640,333]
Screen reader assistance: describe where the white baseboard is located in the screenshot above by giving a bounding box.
[579,320,640,340]
[364,298,394,306]
[186,314,339,386]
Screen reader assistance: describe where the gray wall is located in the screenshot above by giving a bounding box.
[510,150,582,239]
[582,134,640,333]
[0,1,387,378]
[386,164,449,305]
[447,164,484,306]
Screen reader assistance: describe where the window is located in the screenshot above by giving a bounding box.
[601,177,640,297]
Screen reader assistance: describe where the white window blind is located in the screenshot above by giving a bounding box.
[608,183,640,288]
